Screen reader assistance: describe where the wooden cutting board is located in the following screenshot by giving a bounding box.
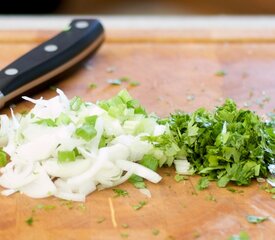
[0,25,275,240]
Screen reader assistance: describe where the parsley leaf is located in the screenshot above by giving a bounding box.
[196,177,210,191]
[167,99,275,187]
[113,189,129,197]
[174,174,188,182]
[25,216,34,226]
[132,200,147,210]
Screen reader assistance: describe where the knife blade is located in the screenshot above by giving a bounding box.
[0,18,104,108]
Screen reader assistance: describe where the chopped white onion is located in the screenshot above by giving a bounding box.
[0,89,167,201]
[116,159,162,183]
[174,159,192,175]
[139,188,152,198]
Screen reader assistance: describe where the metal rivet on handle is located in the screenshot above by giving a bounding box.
[75,21,89,29]
[44,44,58,52]
[4,68,18,76]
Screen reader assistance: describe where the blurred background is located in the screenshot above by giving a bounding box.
[1,0,275,15]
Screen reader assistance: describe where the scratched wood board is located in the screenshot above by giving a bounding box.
[0,28,274,240]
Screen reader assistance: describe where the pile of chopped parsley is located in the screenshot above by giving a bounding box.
[158,99,275,187]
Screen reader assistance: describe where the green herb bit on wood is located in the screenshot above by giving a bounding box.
[121,223,129,228]
[88,83,97,89]
[120,233,129,238]
[129,81,140,87]
[196,177,210,191]
[246,215,268,224]
[226,187,244,194]
[215,70,226,77]
[206,194,217,202]
[120,77,130,82]
[96,217,106,224]
[174,174,188,182]
[35,204,56,211]
[132,200,147,210]
[25,216,34,226]
[113,188,129,197]
[152,229,160,236]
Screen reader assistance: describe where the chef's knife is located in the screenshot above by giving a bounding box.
[0,18,104,108]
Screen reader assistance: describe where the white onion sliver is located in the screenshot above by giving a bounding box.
[139,188,152,198]
[54,192,86,202]
[1,189,17,196]
[116,159,162,183]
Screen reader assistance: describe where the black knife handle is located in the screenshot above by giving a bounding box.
[0,19,104,107]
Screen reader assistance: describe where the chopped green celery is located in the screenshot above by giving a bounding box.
[35,118,57,127]
[84,115,98,126]
[123,120,140,134]
[56,113,71,125]
[97,89,147,122]
[75,124,97,141]
[139,154,158,172]
[135,118,156,135]
[0,150,7,167]
[118,89,132,103]
[58,150,76,163]
[70,96,84,111]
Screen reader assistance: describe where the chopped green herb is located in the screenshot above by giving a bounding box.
[121,223,129,228]
[35,118,57,127]
[113,189,129,197]
[215,70,226,77]
[226,187,244,194]
[152,229,160,236]
[196,177,209,191]
[25,216,34,226]
[129,81,140,87]
[128,174,146,189]
[61,200,74,209]
[77,203,86,211]
[89,83,97,89]
[107,79,122,85]
[132,200,147,210]
[206,194,217,202]
[166,99,275,187]
[174,174,188,182]
[96,217,106,224]
[193,231,201,239]
[120,77,130,82]
[70,96,84,111]
[0,150,7,167]
[246,215,268,224]
[120,233,129,238]
[35,204,56,211]
[58,150,76,163]
[228,231,250,240]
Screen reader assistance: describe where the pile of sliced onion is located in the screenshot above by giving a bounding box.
[0,89,163,202]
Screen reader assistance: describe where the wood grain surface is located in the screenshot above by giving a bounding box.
[0,27,275,240]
